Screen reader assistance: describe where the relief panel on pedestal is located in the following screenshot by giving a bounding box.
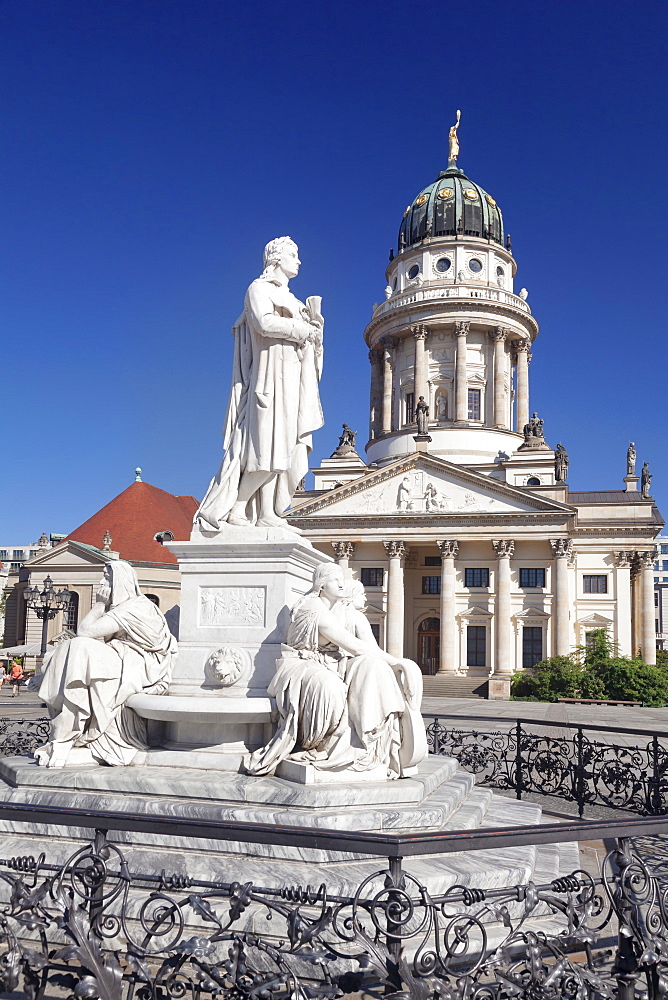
[198,587,266,627]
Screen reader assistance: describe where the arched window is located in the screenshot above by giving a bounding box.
[417,617,440,676]
[154,530,175,544]
[526,477,541,486]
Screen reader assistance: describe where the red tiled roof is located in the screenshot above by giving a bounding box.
[66,482,199,565]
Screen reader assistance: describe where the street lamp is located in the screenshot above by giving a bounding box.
[23,575,72,657]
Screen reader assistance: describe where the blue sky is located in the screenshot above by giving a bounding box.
[2,0,667,540]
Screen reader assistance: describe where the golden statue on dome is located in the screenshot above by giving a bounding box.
[448,109,461,165]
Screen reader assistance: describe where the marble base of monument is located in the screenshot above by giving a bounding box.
[0,754,578,906]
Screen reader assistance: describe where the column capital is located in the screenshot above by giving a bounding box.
[635,549,657,570]
[491,326,509,342]
[615,551,634,568]
[411,324,428,341]
[437,540,459,558]
[492,539,515,558]
[381,335,396,354]
[368,348,380,364]
[515,337,531,354]
[550,538,573,559]
[384,540,409,560]
[455,320,470,338]
[332,541,355,561]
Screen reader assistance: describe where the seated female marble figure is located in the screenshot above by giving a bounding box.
[35,560,177,768]
[244,564,426,779]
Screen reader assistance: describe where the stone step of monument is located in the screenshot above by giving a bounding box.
[421,675,489,699]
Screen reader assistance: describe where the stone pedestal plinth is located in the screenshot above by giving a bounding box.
[167,527,331,698]
[488,675,512,700]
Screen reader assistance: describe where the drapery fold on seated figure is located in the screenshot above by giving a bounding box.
[37,563,177,767]
[244,599,407,778]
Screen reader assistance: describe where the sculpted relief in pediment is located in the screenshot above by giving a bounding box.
[317,469,534,517]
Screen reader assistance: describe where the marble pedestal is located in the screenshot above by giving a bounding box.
[131,528,331,763]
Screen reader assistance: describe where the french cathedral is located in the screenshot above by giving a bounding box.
[289,126,662,697]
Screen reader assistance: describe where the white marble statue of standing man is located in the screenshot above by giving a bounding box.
[194,238,324,532]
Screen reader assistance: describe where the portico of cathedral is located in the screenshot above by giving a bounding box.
[290,129,662,695]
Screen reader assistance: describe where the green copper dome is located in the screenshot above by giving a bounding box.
[398,165,504,251]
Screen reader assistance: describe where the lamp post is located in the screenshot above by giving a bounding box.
[23,575,72,657]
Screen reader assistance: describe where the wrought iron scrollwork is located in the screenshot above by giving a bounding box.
[0,830,664,997]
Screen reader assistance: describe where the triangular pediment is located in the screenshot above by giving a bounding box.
[290,454,574,520]
[514,607,551,620]
[457,605,494,619]
[25,540,113,569]
[577,613,613,626]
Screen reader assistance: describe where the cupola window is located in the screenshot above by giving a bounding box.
[408,265,420,280]
[468,259,483,273]
[435,257,451,273]
[496,266,504,277]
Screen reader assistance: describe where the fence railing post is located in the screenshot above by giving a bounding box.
[515,720,523,801]
[612,837,642,999]
[385,855,404,969]
[650,734,661,815]
[575,727,585,819]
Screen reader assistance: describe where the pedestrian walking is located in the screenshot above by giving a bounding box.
[9,660,23,697]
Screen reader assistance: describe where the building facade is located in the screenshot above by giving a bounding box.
[290,144,662,694]
[655,535,668,650]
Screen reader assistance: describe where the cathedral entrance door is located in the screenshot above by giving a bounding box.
[417,617,440,675]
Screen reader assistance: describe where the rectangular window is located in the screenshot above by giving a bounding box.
[29,550,38,558]
[9,563,22,572]
[361,567,384,588]
[465,567,489,588]
[522,626,543,668]
[424,556,442,566]
[663,561,668,571]
[467,388,481,421]
[12,550,24,561]
[0,550,7,560]
[370,623,381,644]
[583,575,608,594]
[519,568,546,588]
[405,392,415,425]
[466,625,486,666]
[661,545,668,554]
[422,576,441,595]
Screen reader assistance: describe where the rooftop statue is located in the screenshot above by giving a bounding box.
[194,237,324,532]
[627,442,636,477]
[641,461,652,499]
[448,109,461,164]
[35,561,177,768]
[555,443,569,482]
[331,423,357,457]
[244,564,426,779]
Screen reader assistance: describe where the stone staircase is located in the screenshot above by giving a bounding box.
[422,674,488,698]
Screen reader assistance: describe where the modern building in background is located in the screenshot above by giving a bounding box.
[655,535,668,650]
[289,141,663,695]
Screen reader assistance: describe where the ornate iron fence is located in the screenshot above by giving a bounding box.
[426,716,668,818]
[0,717,49,757]
[0,818,665,998]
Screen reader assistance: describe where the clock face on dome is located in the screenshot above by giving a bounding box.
[438,188,454,200]
[415,194,428,206]
[464,188,478,200]
[486,194,497,206]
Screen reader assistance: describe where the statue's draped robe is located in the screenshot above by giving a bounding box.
[38,596,177,766]
[244,598,407,777]
[196,277,324,530]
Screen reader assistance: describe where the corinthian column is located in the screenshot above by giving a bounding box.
[492,327,508,429]
[413,325,429,405]
[454,320,469,424]
[637,550,657,665]
[437,540,459,673]
[614,551,633,657]
[368,349,381,440]
[550,538,572,656]
[515,339,530,433]
[381,338,393,435]
[332,541,355,572]
[492,540,514,674]
[384,540,408,657]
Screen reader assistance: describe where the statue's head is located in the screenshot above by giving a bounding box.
[311,562,345,601]
[261,237,300,280]
[97,560,142,608]
[342,579,367,611]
